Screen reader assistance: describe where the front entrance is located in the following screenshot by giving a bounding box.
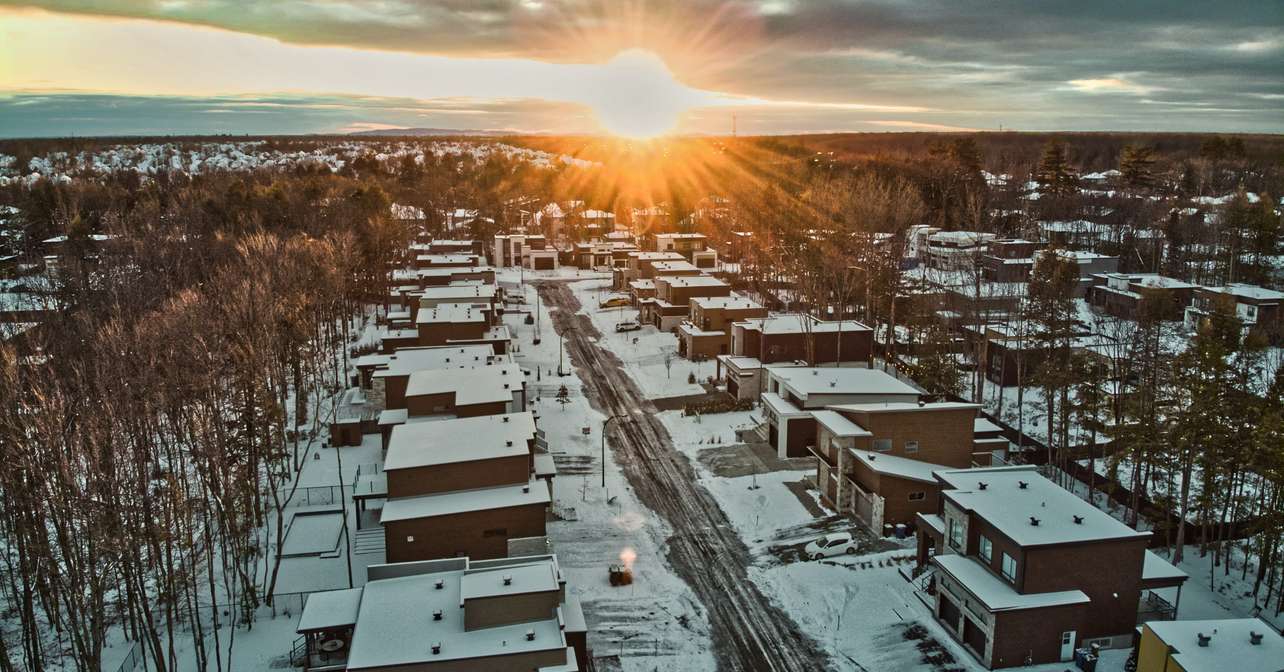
[1059,630,1076,661]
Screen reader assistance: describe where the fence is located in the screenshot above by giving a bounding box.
[278,484,344,508]
[113,641,146,672]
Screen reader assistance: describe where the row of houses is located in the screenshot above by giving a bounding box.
[300,240,588,672]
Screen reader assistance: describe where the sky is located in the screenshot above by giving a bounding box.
[0,0,1281,138]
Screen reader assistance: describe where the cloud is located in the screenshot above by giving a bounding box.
[1065,76,1162,96]
[866,120,980,132]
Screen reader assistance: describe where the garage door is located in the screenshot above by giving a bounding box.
[963,617,988,658]
[938,595,961,632]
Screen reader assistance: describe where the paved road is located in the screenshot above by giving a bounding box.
[539,281,830,672]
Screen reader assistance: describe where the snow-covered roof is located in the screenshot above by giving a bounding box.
[661,275,726,288]
[372,345,499,378]
[297,587,363,632]
[1211,283,1284,302]
[933,554,1090,612]
[827,401,978,415]
[772,367,919,399]
[760,392,809,418]
[418,284,497,302]
[380,478,549,522]
[937,466,1150,547]
[974,417,1004,435]
[1144,618,1283,672]
[692,296,762,311]
[651,260,702,273]
[811,410,873,438]
[1142,550,1189,583]
[735,314,870,334]
[416,302,489,325]
[345,556,567,669]
[848,449,943,484]
[460,562,559,601]
[385,412,535,472]
[405,366,522,407]
[654,232,706,239]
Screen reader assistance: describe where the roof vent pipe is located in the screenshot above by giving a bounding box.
[1197,633,1211,647]
[1029,517,1040,526]
[1018,481,1028,489]
[503,575,513,586]
[1249,631,1263,645]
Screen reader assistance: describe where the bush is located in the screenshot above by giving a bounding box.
[684,396,753,415]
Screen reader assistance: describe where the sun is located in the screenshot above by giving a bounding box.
[585,49,698,139]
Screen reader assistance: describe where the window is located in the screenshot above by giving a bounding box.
[482,528,508,538]
[948,518,963,550]
[908,491,926,501]
[1001,552,1017,582]
[873,438,893,452]
[905,440,920,454]
[979,535,992,562]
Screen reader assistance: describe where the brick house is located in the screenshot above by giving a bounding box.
[715,315,874,399]
[611,251,686,290]
[294,555,587,671]
[979,239,1043,283]
[803,401,989,533]
[1087,273,1198,321]
[1184,283,1284,344]
[380,412,551,564]
[1136,618,1282,672]
[756,367,920,458]
[676,296,767,360]
[396,365,527,419]
[641,275,730,331]
[916,466,1188,668]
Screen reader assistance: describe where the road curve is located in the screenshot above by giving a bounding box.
[538,280,831,672]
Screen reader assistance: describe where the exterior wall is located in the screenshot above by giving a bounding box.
[352,648,568,672]
[405,393,508,418]
[841,407,976,468]
[383,503,547,563]
[464,591,561,631]
[386,454,531,498]
[758,329,872,365]
[681,331,727,360]
[857,467,938,529]
[783,416,817,457]
[990,602,1088,668]
[1023,539,1147,640]
[418,321,489,347]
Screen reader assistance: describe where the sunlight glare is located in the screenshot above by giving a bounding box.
[586,49,695,139]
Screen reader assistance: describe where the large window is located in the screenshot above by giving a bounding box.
[948,518,964,550]
[1001,552,1017,582]
[873,438,893,452]
[908,491,926,501]
[979,535,993,562]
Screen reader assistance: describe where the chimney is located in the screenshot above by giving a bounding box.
[503,575,513,586]
[1029,516,1040,526]
[1250,631,1263,645]
[1018,481,1028,489]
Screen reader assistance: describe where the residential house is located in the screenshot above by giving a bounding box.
[294,555,587,671]
[917,466,1188,668]
[1184,283,1284,344]
[1087,273,1197,321]
[641,275,730,331]
[1136,618,1282,672]
[677,295,767,360]
[397,365,526,419]
[756,367,920,457]
[926,231,996,271]
[980,240,1043,283]
[715,314,874,399]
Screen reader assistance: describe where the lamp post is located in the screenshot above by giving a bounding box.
[602,413,627,487]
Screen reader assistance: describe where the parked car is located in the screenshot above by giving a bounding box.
[615,320,641,333]
[804,532,856,560]
[600,296,631,308]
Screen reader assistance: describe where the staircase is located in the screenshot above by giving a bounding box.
[352,527,386,556]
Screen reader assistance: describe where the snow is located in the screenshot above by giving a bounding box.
[938,466,1150,546]
[850,450,946,484]
[380,478,549,522]
[384,412,536,471]
[935,554,1091,611]
[404,366,522,406]
[1144,618,1283,672]
[773,366,921,398]
[296,587,363,632]
[812,410,874,438]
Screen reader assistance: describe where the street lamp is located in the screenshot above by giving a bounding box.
[602,413,628,487]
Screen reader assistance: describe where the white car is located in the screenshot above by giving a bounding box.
[615,320,641,333]
[804,532,856,560]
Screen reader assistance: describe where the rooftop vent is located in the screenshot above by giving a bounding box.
[525,629,536,642]
[502,416,510,423]
[432,609,443,621]
[503,575,513,586]
[1197,633,1211,647]
[830,381,836,388]
[1072,515,1084,525]
[1018,481,1029,490]
[506,440,513,447]
[431,642,442,655]
[1029,516,1041,526]
[918,400,926,407]
[978,482,988,491]
[1250,631,1263,645]
[522,485,530,493]
[434,579,444,590]
[504,383,510,389]
[812,370,818,376]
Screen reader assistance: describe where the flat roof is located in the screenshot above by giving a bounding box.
[827,401,979,415]
[1145,618,1283,672]
[811,410,873,438]
[1142,549,1189,583]
[372,345,500,378]
[661,275,727,288]
[380,479,550,522]
[692,296,762,310]
[848,449,944,484]
[297,587,363,633]
[418,284,497,301]
[937,466,1150,547]
[346,557,567,669]
[654,232,706,239]
[934,554,1090,612]
[405,366,522,407]
[773,367,919,398]
[385,412,535,471]
[460,562,559,601]
[416,302,488,325]
[760,392,809,418]
[736,314,870,334]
